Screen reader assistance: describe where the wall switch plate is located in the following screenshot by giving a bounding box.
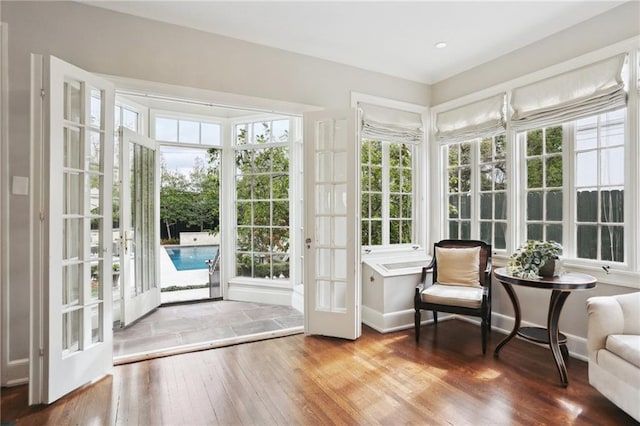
[12,176,29,196]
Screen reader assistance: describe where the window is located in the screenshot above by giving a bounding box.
[445,135,507,249]
[523,126,563,245]
[574,109,625,262]
[361,140,414,246]
[234,119,290,279]
[521,109,626,263]
[155,116,221,146]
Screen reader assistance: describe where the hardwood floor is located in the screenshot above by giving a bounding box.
[2,319,637,425]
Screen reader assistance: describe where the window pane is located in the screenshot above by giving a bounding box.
[601,226,624,262]
[576,151,597,187]
[577,190,597,222]
[480,194,492,220]
[546,224,563,247]
[495,193,506,220]
[272,120,289,142]
[546,191,562,221]
[370,220,382,245]
[459,194,471,219]
[449,221,459,239]
[545,156,563,187]
[480,138,492,162]
[460,167,471,192]
[201,123,221,146]
[600,147,624,186]
[527,129,542,156]
[527,158,543,188]
[460,221,471,239]
[449,196,459,219]
[577,225,597,259]
[545,126,563,153]
[156,117,178,142]
[527,224,542,241]
[253,122,270,143]
[601,190,623,223]
[527,192,542,221]
[122,109,138,132]
[480,222,491,244]
[179,120,199,143]
[495,223,506,250]
[495,135,506,159]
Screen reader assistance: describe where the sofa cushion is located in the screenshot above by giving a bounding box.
[421,284,483,309]
[605,334,640,369]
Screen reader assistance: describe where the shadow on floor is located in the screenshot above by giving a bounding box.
[113,300,304,362]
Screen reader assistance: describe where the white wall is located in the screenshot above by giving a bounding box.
[0,0,429,385]
[431,1,640,105]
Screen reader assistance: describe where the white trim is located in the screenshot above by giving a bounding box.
[226,281,293,306]
[4,358,29,387]
[0,21,8,387]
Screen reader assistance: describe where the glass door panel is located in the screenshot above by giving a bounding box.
[303,109,360,340]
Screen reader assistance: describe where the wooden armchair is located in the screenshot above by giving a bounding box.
[414,240,492,354]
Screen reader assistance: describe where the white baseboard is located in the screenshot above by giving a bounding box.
[2,357,28,386]
[291,284,304,313]
[361,305,454,333]
[226,282,293,306]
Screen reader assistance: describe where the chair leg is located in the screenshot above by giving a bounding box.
[432,311,438,325]
[481,317,488,355]
[414,309,421,343]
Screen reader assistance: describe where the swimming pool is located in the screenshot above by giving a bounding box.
[165,245,219,271]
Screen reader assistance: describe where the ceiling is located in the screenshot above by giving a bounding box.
[82,1,624,84]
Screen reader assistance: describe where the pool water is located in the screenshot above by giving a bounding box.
[165,245,219,271]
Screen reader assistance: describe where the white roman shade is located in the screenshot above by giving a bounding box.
[435,94,506,143]
[360,103,424,144]
[511,54,627,129]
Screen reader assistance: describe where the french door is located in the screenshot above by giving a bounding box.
[119,128,160,327]
[30,55,114,404]
[303,109,361,340]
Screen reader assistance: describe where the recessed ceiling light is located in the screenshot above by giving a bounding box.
[435,41,447,49]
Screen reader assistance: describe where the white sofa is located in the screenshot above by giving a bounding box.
[586,292,640,422]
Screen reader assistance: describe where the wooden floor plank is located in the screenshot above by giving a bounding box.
[2,320,637,425]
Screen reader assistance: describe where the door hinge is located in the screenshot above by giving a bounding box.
[39,347,44,357]
[39,211,45,221]
[40,88,45,98]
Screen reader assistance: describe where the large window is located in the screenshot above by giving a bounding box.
[361,140,414,246]
[521,109,626,263]
[445,135,507,249]
[234,119,290,279]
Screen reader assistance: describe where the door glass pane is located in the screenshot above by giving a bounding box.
[333,217,346,246]
[333,249,346,280]
[333,281,346,311]
[63,218,82,260]
[317,120,333,150]
[64,127,82,169]
[90,88,102,128]
[316,151,332,182]
[64,79,82,123]
[63,172,82,215]
[87,131,102,172]
[62,309,81,354]
[90,305,102,344]
[333,184,346,215]
[316,217,330,246]
[90,260,101,301]
[316,280,331,311]
[63,263,81,306]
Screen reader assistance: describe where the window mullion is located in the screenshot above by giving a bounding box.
[563,123,574,259]
[381,143,390,245]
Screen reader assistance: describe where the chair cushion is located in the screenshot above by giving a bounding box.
[605,334,640,369]
[421,284,483,309]
[435,246,481,287]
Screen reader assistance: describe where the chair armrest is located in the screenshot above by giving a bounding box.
[586,296,627,360]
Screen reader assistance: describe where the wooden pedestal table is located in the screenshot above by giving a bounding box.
[492,267,596,387]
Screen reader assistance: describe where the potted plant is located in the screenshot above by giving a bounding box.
[507,240,562,279]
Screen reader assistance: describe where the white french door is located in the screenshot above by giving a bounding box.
[303,109,361,340]
[119,128,160,326]
[30,55,114,404]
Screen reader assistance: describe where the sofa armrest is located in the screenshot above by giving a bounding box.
[586,292,640,361]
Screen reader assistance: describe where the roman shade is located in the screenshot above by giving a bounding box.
[510,54,627,130]
[360,102,424,144]
[435,93,506,143]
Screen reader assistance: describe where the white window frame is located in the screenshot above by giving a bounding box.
[228,114,303,288]
[351,92,427,256]
[431,37,640,289]
[361,139,416,247]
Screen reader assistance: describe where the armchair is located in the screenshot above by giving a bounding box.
[586,292,640,422]
[414,240,492,354]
